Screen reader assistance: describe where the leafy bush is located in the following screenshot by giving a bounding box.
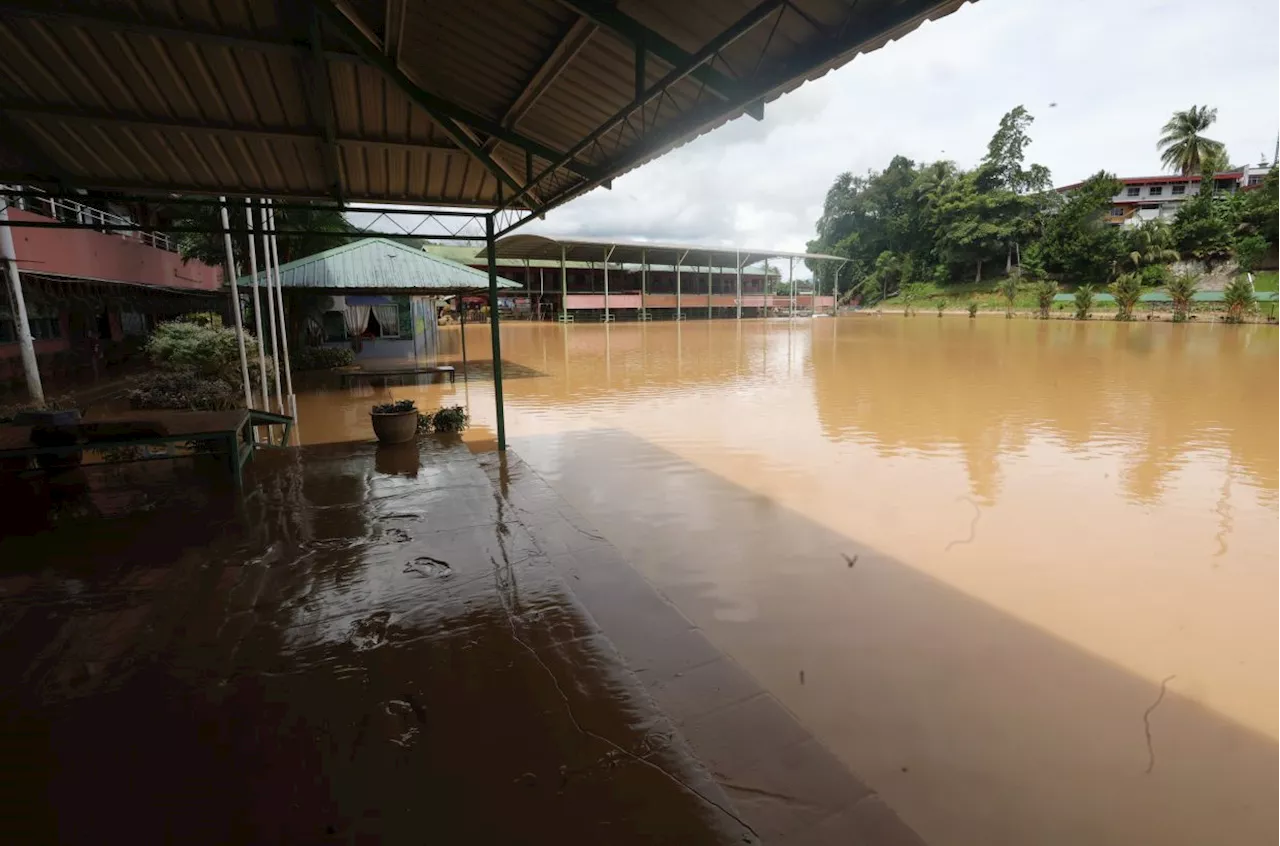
[372,399,416,415]
[1167,272,1198,322]
[1033,280,1058,319]
[429,405,469,434]
[935,299,947,317]
[1074,285,1095,320]
[996,275,1019,317]
[899,282,929,315]
[1234,234,1267,273]
[292,346,355,371]
[1222,276,1255,323]
[1110,273,1143,321]
[1138,264,1170,288]
[967,301,979,318]
[127,371,240,411]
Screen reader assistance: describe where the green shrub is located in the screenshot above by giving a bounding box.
[967,301,979,318]
[1222,276,1255,323]
[1110,273,1142,321]
[429,405,469,434]
[1234,234,1267,272]
[1167,272,1198,322]
[292,346,355,371]
[127,371,240,411]
[935,299,947,317]
[372,399,416,414]
[1033,280,1059,319]
[1138,264,1170,287]
[1074,285,1095,320]
[996,276,1019,317]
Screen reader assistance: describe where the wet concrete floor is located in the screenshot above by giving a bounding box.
[0,438,915,844]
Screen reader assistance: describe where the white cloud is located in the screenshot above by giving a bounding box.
[524,0,1280,269]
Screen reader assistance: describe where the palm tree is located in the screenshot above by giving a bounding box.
[996,275,1019,318]
[1033,279,1058,319]
[1158,106,1226,175]
[1167,272,1198,322]
[1110,273,1143,321]
[1127,220,1180,269]
[1074,285,1095,320]
[1222,276,1255,323]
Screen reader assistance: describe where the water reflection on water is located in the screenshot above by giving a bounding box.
[295,318,1278,846]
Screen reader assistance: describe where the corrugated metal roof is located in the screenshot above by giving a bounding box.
[421,242,779,274]
[245,237,518,292]
[492,233,846,268]
[0,0,968,222]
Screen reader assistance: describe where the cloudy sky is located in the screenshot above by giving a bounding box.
[522,0,1279,257]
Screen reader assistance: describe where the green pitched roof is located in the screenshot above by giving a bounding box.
[238,238,518,292]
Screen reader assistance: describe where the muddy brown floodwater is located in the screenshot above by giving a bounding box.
[297,317,1278,846]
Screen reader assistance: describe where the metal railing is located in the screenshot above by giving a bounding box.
[5,190,176,252]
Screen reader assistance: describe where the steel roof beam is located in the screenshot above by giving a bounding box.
[0,104,469,155]
[510,0,952,229]
[556,0,743,105]
[488,16,597,150]
[315,0,601,184]
[502,0,783,211]
[308,11,344,204]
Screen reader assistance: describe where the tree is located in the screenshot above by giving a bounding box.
[1037,172,1127,285]
[173,203,357,270]
[1074,284,1095,320]
[1172,190,1234,260]
[1236,166,1279,245]
[1110,273,1143,321]
[1158,106,1226,175]
[1033,279,1059,319]
[1126,220,1179,269]
[1234,234,1267,272]
[1222,276,1255,322]
[1167,271,1198,322]
[996,275,1019,317]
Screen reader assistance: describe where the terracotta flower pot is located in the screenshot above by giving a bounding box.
[370,409,418,445]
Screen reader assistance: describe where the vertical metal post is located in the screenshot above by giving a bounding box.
[485,215,507,451]
[538,265,544,320]
[0,205,42,403]
[219,197,253,411]
[641,247,648,313]
[832,262,840,316]
[560,244,567,322]
[266,201,294,410]
[735,249,742,320]
[676,250,686,319]
[525,258,531,319]
[259,201,284,413]
[707,253,713,320]
[458,296,468,384]
[603,245,610,322]
[789,256,795,318]
[244,200,268,409]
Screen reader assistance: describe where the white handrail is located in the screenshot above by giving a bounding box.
[3,188,176,253]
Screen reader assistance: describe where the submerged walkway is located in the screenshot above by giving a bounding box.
[0,439,920,844]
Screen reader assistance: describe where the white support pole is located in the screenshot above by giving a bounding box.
[560,245,567,321]
[763,258,770,316]
[789,256,795,318]
[0,205,42,404]
[259,202,284,413]
[832,263,841,315]
[539,265,544,320]
[737,249,747,321]
[266,201,294,413]
[219,197,253,411]
[603,245,611,322]
[641,247,648,304]
[706,253,713,320]
[676,250,687,319]
[244,200,268,410]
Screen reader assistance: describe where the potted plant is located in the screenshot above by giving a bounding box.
[429,405,469,434]
[370,398,419,444]
[11,401,83,470]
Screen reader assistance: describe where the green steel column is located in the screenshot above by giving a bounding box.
[560,245,567,321]
[485,216,507,451]
[735,249,742,320]
[641,247,647,317]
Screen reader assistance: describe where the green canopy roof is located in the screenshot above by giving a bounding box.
[238,238,518,294]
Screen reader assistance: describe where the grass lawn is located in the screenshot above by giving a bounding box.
[877,276,1117,313]
[1248,270,1278,292]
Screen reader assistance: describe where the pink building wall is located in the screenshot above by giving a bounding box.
[8,208,222,291]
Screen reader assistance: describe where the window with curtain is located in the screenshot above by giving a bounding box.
[372,304,401,339]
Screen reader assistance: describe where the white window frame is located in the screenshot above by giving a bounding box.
[1148,186,1163,196]
[1126,186,1141,197]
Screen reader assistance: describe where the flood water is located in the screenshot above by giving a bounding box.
[296,317,1278,846]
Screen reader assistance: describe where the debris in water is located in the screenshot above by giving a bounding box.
[1143,675,1177,774]
[347,611,391,651]
[945,496,982,552]
[403,556,452,578]
[842,553,858,568]
[798,670,805,685]
[515,771,538,787]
